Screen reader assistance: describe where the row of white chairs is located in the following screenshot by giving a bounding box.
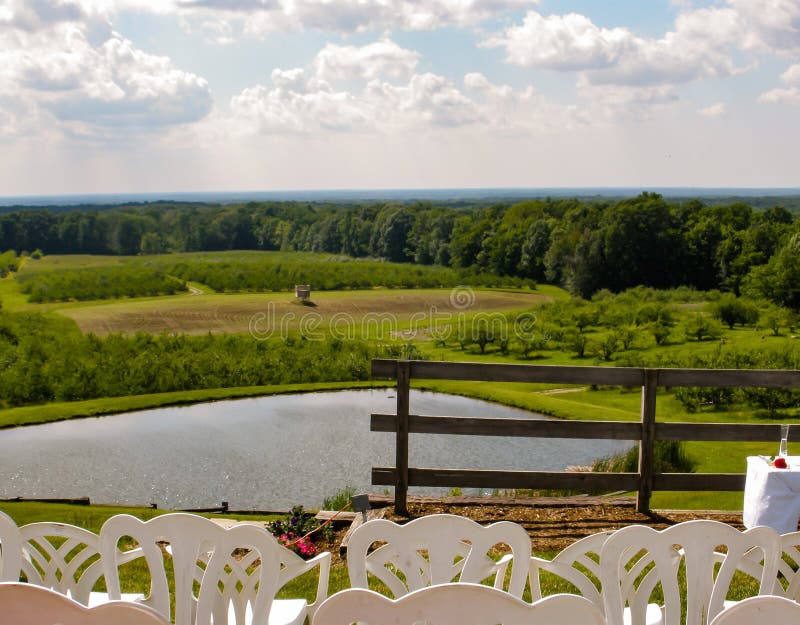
[343,514,800,625]
[3,580,800,625]
[3,509,800,625]
[0,510,330,625]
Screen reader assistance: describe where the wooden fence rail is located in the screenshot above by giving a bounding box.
[370,359,800,514]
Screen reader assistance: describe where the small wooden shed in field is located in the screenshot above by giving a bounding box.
[295,284,311,301]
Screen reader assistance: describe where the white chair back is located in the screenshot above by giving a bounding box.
[529,530,612,604]
[346,514,531,598]
[600,520,781,625]
[100,513,281,625]
[0,582,169,625]
[0,511,22,582]
[17,522,104,605]
[312,583,606,625]
[708,595,800,624]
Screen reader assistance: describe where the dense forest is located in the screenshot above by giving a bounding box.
[1,193,798,305]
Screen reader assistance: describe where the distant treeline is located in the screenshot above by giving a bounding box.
[1,193,799,303]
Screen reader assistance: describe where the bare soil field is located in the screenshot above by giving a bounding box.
[57,289,549,336]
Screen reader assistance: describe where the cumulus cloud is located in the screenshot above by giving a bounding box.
[230,68,481,135]
[228,38,481,134]
[485,8,745,86]
[728,0,800,56]
[486,0,798,88]
[314,40,419,82]
[225,40,588,138]
[483,12,636,71]
[0,15,212,140]
[166,0,538,35]
[759,62,800,105]
[575,78,680,122]
[698,102,726,117]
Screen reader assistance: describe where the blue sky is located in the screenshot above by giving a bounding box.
[0,0,798,195]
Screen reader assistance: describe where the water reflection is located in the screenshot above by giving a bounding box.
[0,390,630,510]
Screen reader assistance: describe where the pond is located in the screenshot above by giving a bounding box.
[0,390,631,510]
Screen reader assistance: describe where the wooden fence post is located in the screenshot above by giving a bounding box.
[637,369,659,513]
[395,360,411,516]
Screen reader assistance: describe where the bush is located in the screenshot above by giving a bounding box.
[322,486,356,511]
[593,441,696,474]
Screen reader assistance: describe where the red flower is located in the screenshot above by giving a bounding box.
[774,456,788,469]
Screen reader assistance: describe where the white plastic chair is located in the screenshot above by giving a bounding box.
[14,521,143,607]
[346,514,531,599]
[600,520,781,625]
[100,512,329,625]
[529,530,665,625]
[0,511,22,582]
[707,595,800,624]
[312,583,606,625]
[0,581,169,625]
[776,530,800,597]
[733,530,800,599]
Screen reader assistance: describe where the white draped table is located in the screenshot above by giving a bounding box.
[743,455,800,534]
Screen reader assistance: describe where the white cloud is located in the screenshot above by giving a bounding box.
[463,72,583,132]
[224,40,592,139]
[728,0,800,56]
[759,87,800,104]
[229,68,482,135]
[575,78,680,122]
[147,0,538,35]
[314,40,419,82]
[780,63,800,85]
[698,102,726,117]
[483,12,636,71]
[758,63,800,105]
[0,17,212,140]
[486,7,746,86]
[486,0,799,89]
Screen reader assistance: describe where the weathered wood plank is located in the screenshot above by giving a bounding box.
[373,467,640,491]
[655,422,788,442]
[656,368,800,388]
[637,369,658,512]
[395,361,410,516]
[371,359,644,385]
[653,473,746,491]
[371,414,641,439]
[371,360,800,388]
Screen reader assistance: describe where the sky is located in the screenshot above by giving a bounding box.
[0,0,798,196]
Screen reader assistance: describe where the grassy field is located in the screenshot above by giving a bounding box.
[3,253,798,512]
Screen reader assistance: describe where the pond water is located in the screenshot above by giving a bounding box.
[0,390,631,510]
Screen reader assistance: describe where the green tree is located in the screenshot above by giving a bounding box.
[709,294,760,329]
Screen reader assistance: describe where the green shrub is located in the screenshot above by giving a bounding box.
[592,441,696,474]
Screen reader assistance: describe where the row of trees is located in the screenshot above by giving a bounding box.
[448,287,797,363]
[0,193,798,304]
[0,311,409,407]
[17,266,186,302]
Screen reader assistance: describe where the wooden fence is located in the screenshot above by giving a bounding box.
[370,359,800,514]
